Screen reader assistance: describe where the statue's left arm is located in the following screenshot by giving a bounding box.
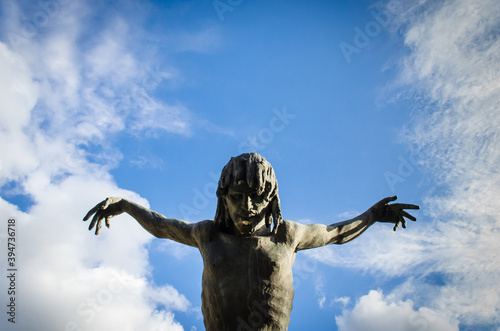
[293,196,419,251]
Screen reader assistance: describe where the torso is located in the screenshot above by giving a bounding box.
[196,220,298,331]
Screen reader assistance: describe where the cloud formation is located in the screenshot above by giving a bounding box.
[309,0,500,329]
[336,290,458,331]
[0,1,212,329]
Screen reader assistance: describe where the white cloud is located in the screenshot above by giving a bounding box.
[0,1,216,330]
[334,296,350,307]
[314,276,327,308]
[395,0,500,326]
[318,296,326,309]
[3,1,191,143]
[305,225,431,275]
[0,42,40,183]
[336,290,458,331]
[308,0,500,329]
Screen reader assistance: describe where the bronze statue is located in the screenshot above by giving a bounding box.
[83,153,419,330]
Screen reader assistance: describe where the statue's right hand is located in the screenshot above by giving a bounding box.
[83,197,126,235]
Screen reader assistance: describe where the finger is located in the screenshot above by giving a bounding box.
[95,218,103,235]
[380,196,398,205]
[393,214,405,231]
[392,203,420,210]
[105,216,111,229]
[83,202,103,221]
[401,210,417,222]
[88,210,102,231]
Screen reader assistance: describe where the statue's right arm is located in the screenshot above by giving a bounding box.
[83,197,200,248]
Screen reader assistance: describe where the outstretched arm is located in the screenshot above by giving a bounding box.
[294,196,419,251]
[83,197,199,248]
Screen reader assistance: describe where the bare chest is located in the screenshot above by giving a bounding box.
[201,232,296,280]
[199,232,297,330]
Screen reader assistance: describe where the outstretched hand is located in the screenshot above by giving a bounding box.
[369,196,419,231]
[83,197,125,235]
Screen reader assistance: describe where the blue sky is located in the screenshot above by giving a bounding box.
[0,0,499,330]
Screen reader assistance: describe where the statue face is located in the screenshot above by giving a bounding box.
[224,182,269,235]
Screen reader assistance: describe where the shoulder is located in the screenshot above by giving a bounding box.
[192,220,217,243]
[274,220,303,245]
[192,219,216,233]
[280,219,306,232]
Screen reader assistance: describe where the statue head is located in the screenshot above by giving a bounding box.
[215,153,282,235]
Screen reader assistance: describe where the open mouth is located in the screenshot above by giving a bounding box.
[239,221,252,225]
[237,212,258,218]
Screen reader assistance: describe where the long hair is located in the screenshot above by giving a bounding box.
[214,153,282,234]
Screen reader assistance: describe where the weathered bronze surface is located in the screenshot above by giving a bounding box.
[84,153,419,330]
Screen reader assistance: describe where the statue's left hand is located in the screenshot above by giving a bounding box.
[369,196,419,231]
